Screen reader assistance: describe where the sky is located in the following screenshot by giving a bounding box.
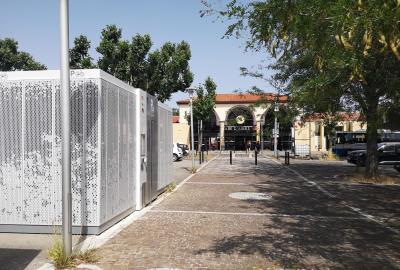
[1,0,274,108]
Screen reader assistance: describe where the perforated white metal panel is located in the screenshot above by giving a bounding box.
[100,79,137,224]
[157,103,173,190]
[0,69,168,232]
[0,77,101,227]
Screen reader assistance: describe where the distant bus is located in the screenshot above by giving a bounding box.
[332,130,400,156]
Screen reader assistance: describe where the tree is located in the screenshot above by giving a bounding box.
[208,0,400,178]
[0,38,46,71]
[192,77,217,150]
[70,35,95,69]
[96,25,128,79]
[147,41,194,102]
[96,25,193,102]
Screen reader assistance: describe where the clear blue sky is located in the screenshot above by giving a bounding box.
[1,0,274,108]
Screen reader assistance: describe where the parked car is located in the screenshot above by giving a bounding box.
[347,142,400,167]
[177,143,189,156]
[173,143,183,162]
[395,164,400,172]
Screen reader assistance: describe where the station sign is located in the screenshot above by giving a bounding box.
[225,126,254,131]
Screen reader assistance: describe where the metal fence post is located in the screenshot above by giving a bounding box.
[230,150,232,165]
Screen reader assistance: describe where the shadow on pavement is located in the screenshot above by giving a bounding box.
[0,248,41,270]
[195,158,400,269]
[195,216,400,269]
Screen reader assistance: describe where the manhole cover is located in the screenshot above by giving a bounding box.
[229,192,272,200]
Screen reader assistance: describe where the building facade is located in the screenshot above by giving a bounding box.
[175,93,365,154]
[177,93,288,151]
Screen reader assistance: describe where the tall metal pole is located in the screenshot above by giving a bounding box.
[260,122,264,152]
[190,98,195,170]
[60,0,72,256]
[274,116,278,158]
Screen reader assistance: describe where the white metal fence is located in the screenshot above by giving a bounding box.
[0,69,173,234]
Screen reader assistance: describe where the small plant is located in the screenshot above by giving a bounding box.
[75,248,98,264]
[320,150,340,161]
[48,237,74,269]
[190,166,197,174]
[48,235,98,269]
[165,181,177,193]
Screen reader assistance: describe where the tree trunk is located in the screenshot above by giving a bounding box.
[199,120,203,154]
[365,103,379,178]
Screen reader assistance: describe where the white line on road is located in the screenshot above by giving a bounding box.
[149,209,365,220]
[264,155,400,234]
[186,182,270,186]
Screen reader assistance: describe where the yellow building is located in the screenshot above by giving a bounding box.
[175,93,365,154]
[172,115,190,145]
[294,113,365,156]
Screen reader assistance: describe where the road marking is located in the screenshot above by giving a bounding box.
[149,209,365,220]
[264,155,400,234]
[187,182,270,186]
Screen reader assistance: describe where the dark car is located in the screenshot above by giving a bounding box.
[177,143,189,156]
[395,164,400,172]
[347,142,400,167]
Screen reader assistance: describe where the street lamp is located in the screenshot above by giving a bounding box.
[186,87,196,171]
[59,0,72,255]
[274,102,279,158]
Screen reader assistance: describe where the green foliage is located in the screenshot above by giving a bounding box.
[192,77,217,121]
[165,181,177,193]
[48,235,98,269]
[0,38,46,71]
[209,0,400,178]
[147,41,194,101]
[96,24,193,102]
[172,108,179,116]
[70,35,95,69]
[48,237,74,269]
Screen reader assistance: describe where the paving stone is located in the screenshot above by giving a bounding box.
[93,155,400,269]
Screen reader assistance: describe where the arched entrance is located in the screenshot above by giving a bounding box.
[225,106,255,150]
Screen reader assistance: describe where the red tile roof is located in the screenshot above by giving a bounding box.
[304,112,363,122]
[177,93,288,105]
[172,115,180,123]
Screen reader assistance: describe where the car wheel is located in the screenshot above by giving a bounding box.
[173,154,178,162]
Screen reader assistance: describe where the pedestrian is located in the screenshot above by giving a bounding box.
[247,141,251,153]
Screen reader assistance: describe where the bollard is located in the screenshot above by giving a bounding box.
[199,150,202,164]
[284,151,290,165]
[230,150,232,165]
[202,150,205,163]
[255,150,258,165]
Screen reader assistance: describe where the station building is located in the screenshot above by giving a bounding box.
[174,93,365,155]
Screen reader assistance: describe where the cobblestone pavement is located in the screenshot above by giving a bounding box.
[94,154,400,269]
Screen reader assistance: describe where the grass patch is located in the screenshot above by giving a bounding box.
[48,235,98,269]
[190,166,197,174]
[320,150,341,161]
[165,181,177,193]
[346,174,400,185]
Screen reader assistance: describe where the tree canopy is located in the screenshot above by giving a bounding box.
[208,0,400,178]
[70,35,95,69]
[192,77,217,122]
[83,24,193,102]
[0,38,46,71]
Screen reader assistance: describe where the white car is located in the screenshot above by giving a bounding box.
[173,143,183,162]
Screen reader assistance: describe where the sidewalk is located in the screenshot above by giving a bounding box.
[91,155,400,269]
